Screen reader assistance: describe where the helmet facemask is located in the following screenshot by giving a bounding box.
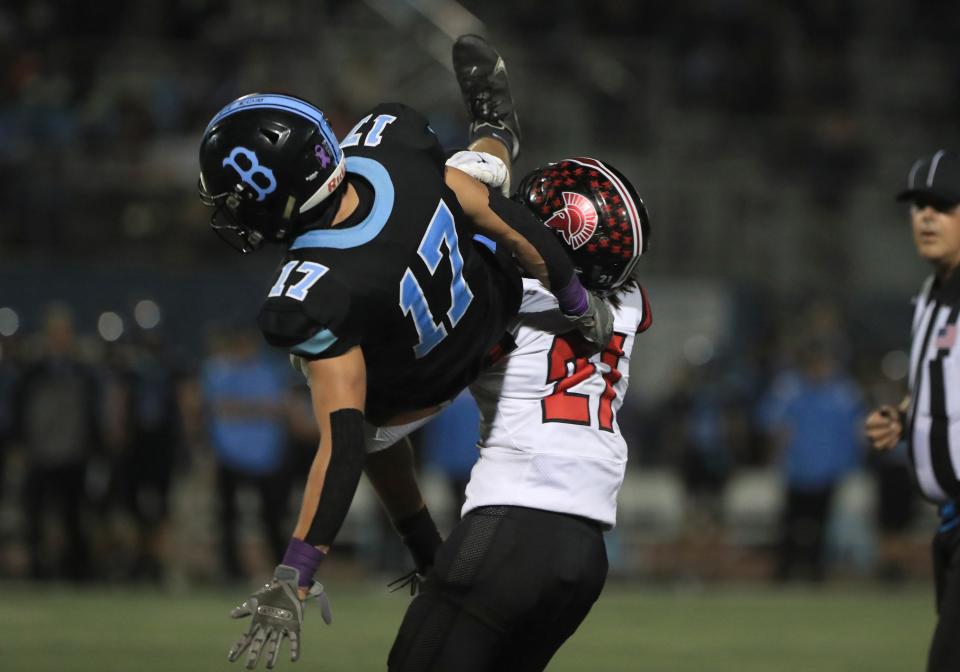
[198,177,277,253]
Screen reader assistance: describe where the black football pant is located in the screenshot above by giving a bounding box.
[775,485,834,582]
[929,510,960,672]
[23,463,91,581]
[216,464,291,579]
[388,505,608,672]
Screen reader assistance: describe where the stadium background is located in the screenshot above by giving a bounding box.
[1,0,958,669]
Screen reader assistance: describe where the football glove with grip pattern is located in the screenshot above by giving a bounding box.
[228,565,332,670]
[565,290,614,349]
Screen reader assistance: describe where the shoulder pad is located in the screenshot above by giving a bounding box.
[257,262,356,359]
[611,284,652,334]
[364,102,431,128]
[634,284,653,334]
[342,103,442,164]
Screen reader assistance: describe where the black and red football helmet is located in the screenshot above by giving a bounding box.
[514,158,650,294]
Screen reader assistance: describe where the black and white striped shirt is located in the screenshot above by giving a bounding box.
[908,272,960,502]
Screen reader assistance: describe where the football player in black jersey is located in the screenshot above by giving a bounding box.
[385,155,650,672]
[364,38,652,672]
[198,36,614,669]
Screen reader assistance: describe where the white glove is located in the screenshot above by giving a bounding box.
[446,150,510,195]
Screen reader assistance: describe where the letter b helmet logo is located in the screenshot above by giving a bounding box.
[223,146,277,201]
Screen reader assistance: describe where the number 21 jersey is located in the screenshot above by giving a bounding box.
[466,279,652,528]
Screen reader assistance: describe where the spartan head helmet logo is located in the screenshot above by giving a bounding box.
[545,191,598,250]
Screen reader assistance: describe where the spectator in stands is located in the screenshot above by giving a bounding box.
[870,442,918,582]
[13,305,102,581]
[0,334,23,575]
[0,338,18,443]
[759,339,864,582]
[667,362,734,524]
[113,330,187,583]
[200,328,293,581]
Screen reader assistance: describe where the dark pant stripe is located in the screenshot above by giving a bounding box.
[910,300,942,479]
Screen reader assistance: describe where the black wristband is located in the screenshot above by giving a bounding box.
[395,507,443,574]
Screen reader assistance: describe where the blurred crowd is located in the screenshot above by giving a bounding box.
[0,295,925,586]
[0,0,950,587]
[2,0,960,286]
[0,305,316,583]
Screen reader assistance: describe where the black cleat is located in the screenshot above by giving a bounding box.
[452,34,522,161]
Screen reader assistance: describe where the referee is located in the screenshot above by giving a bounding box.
[866,149,960,672]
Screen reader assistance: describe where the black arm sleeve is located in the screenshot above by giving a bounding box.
[303,408,367,547]
[395,506,443,574]
[486,187,576,292]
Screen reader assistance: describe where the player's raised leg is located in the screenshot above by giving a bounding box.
[453,34,521,171]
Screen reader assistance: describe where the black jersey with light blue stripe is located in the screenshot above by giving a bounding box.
[258,103,521,423]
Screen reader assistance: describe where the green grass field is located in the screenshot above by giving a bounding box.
[1,581,935,672]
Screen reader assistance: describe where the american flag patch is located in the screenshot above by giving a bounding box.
[936,324,957,350]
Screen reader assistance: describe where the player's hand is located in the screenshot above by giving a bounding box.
[389,506,441,597]
[446,150,510,195]
[228,565,333,669]
[865,405,904,451]
[564,291,614,351]
[387,569,427,596]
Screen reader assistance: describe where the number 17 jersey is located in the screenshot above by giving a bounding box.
[466,279,652,528]
[257,103,521,424]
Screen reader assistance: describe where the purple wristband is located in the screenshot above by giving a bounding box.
[282,538,326,587]
[555,276,588,316]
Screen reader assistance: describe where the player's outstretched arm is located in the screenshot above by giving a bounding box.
[292,347,367,547]
[446,165,555,286]
[445,166,614,348]
[365,438,443,585]
[227,347,366,669]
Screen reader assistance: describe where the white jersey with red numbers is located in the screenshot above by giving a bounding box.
[464,278,652,528]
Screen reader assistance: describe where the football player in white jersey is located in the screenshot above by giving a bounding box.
[382,156,651,672]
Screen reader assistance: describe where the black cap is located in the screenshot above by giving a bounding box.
[896,150,960,205]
